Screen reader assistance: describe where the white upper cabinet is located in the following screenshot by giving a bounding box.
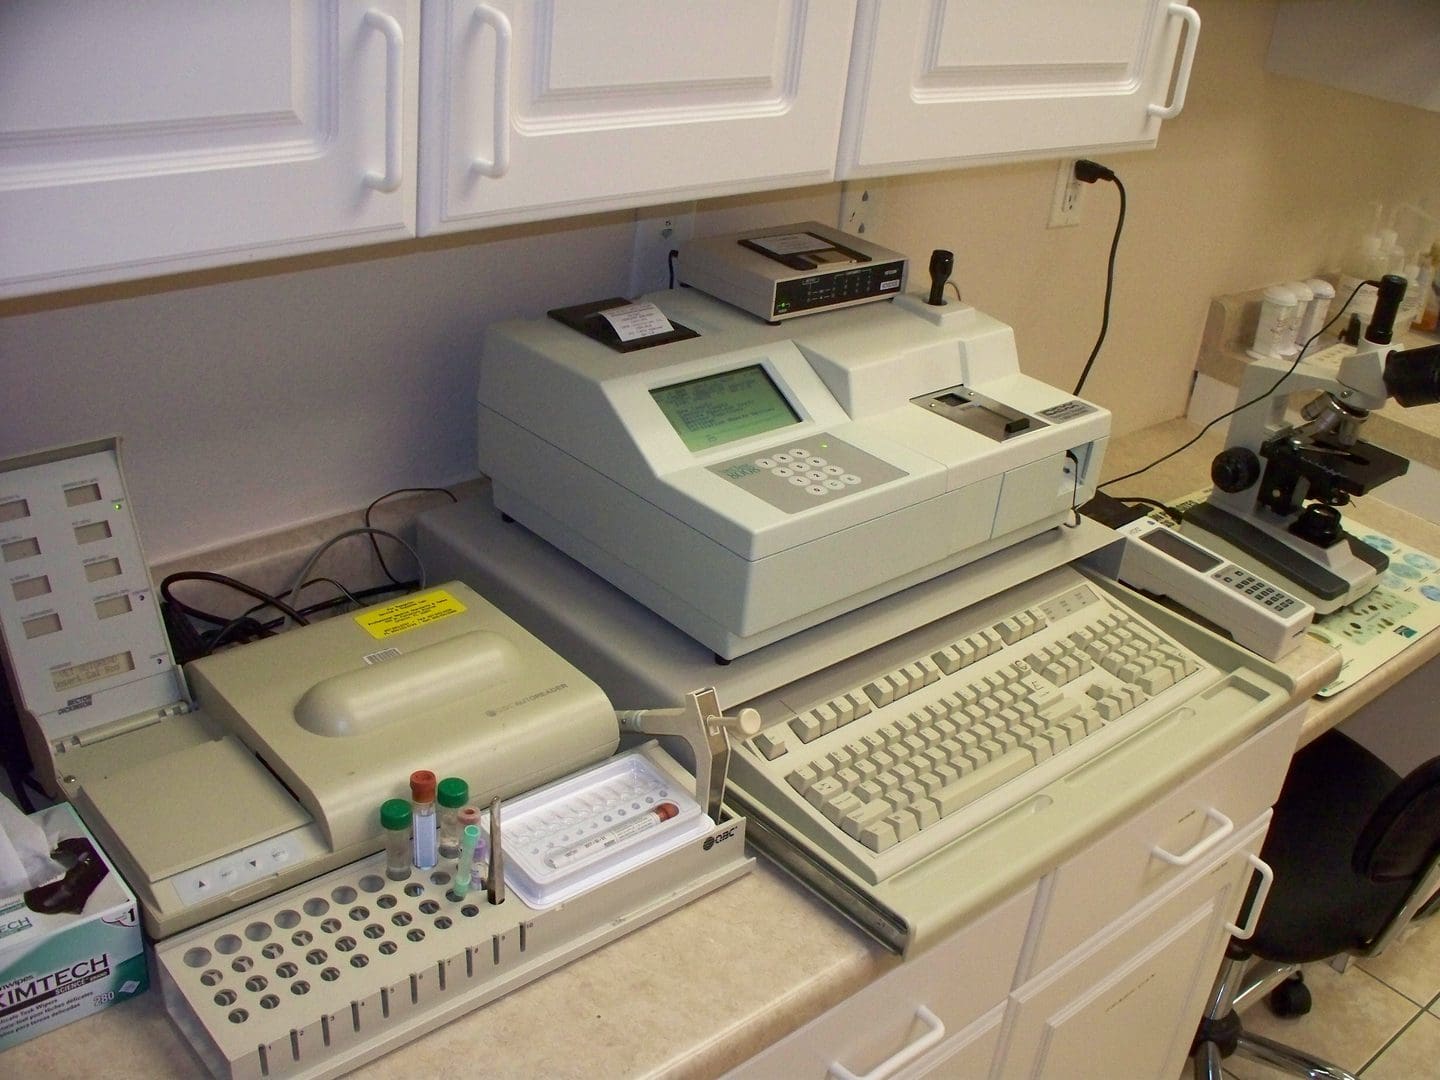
[0,0,419,299]
[416,0,857,235]
[0,1,1199,298]
[837,0,1200,178]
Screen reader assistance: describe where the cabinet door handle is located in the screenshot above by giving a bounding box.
[363,10,405,192]
[470,3,513,178]
[1152,807,1234,867]
[827,1005,946,1080]
[1226,854,1274,940]
[1147,3,1201,120]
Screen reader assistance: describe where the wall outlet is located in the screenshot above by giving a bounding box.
[628,203,695,296]
[839,180,886,237]
[1048,160,1083,228]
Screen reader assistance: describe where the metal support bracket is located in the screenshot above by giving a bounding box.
[616,688,760,820]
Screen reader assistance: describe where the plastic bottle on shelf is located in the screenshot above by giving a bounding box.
[1249,284,1300,360]
[1283,281,1314,354]
[1337,217,1385,339]
[1296,278,1336,344]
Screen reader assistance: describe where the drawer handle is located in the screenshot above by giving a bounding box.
[1152,807,1234,867]
[827,1005,946,1080]
[1226,854,1274,940]
[470,3,513,178]
[362,10,405,192]
[1147,3,1201,120]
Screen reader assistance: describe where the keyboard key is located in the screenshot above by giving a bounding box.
[854,781,886,803]
[886,811,919,842]
[932,751,1033,816]
[786,765,819,795]
[864,680,894,707]
[842,800,892,838]
[994,617,1026,644]
[806,777,845,808]
[1138,667,1174,695]
[789,713,823,743]
[813,703,840,735]
[752,730,788,760]
[859,819,899,851]
[910,799,940,828]
[824,792,863,825]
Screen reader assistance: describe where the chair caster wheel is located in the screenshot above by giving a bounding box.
[1268,973,1312,1018]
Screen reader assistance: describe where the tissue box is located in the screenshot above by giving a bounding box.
[0,803,147,1051]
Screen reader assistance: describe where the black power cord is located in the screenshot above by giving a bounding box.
[1071,159,1126,398]
[1099,278,1373,494]
[364,487,456,586]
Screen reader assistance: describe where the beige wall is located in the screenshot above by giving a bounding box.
[2,0,1436,559]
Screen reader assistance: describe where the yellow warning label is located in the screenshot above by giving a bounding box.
[355,588,466,640]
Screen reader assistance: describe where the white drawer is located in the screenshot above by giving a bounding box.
[727,884,1036,1079]
[1021,704,1301,976]
[999,815,1271,1080]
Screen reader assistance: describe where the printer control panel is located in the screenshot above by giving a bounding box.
[708,434,905,514]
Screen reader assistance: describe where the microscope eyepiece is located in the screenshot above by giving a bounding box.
[1364,274,1409,346]
[1384,343,1440,408]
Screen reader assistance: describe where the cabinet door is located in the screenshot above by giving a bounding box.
[726,885,1034,1079]
[995,815,1269,1080]
[417,0,856,235]
[0,0,419,298]
[838,0,1200,179]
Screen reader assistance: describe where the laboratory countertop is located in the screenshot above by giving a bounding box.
[9,419,1436,1080]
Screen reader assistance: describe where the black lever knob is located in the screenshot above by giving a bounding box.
[927,249,954,306]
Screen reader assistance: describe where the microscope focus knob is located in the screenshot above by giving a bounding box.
[1210,447,1261,493]
[1292,504,1343,547]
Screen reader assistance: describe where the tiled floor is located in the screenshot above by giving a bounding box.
[1186,912,1440,1078]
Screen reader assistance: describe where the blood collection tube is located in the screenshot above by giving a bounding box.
[452,824,481,900]
[380,798,411,881]
[436,777,469,860]
[410,770,438,869]
[544,801,679,869]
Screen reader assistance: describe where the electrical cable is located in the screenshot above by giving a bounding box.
[1098,278,1372,493]
[1072,160,1126,397]
[668,249,679,289]
[203,580,409,655]
[364,487,456,586]
[946,279,963,303]
[1063,451,1082,527]
[1114,495,1181,524]
[286,527,425,626]
[159,570,309,627]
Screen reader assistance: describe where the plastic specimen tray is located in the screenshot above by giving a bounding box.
[155,743,751,1079]
[493,747,712,908]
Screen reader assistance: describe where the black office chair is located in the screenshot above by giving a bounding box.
[1191,728,1440,1080]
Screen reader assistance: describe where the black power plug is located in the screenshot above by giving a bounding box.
[1074,159,1117,184]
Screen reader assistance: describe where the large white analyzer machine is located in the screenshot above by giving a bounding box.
[477,283,1111,658]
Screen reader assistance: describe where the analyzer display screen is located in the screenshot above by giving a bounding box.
[650,364,800,452]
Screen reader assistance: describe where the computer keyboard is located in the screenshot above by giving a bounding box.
[729,568,1218,886]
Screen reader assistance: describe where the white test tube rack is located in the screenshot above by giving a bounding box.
[155,747,751,1079]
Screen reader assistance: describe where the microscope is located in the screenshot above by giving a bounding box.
[1181,274,1440,613]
